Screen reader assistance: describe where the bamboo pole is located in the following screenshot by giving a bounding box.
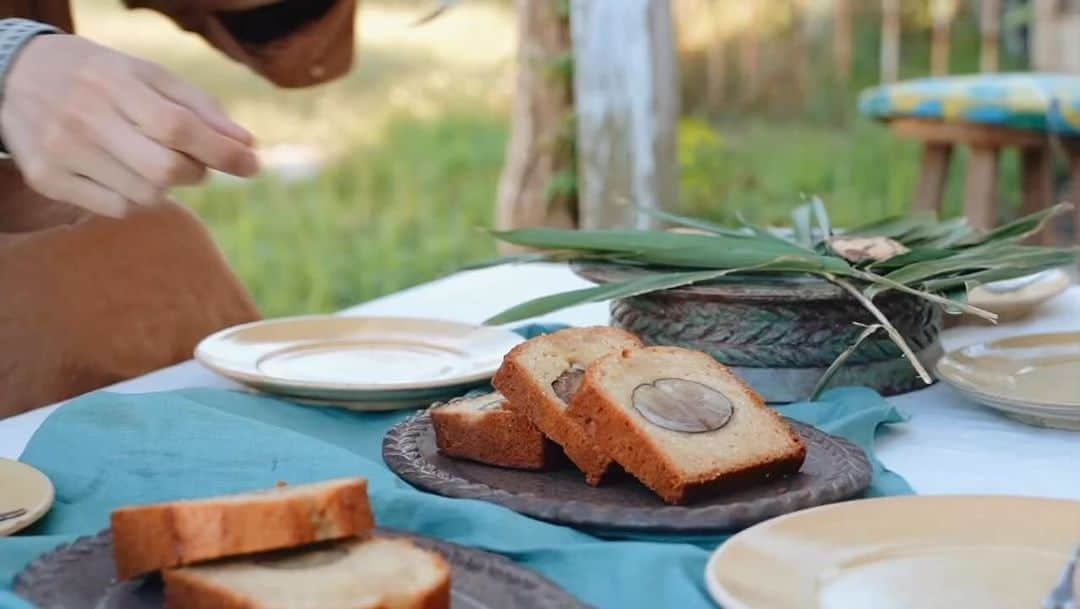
[881,0,900,83]
[980,0,1001,72]
[833,0,853,88]
[930,0,957,76]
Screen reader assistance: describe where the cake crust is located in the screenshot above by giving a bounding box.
[568,346,806,504]
[111,478,375,579]
[491,327,642,485]
[162,536,451,609]
[430,393,562,470]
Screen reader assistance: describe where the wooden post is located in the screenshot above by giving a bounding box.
[930,0,957,76]
[571,0,678,229]
[1031,0,1061,71]
[881,0,901,83]
[1019,146,1054,244]
[913,143,954,215]
[963,146,1000,231]
[833,0,853,89]
[980,0,1001,72]
[1068,147,1080,244]
[495,0,577,239]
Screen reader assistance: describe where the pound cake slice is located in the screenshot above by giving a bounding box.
[430,392,562,470]
[112,478,374,579]
[492,326,643,485]
[568,346,806,505]
[163,535,450,609]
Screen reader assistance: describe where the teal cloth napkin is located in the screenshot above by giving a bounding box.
[0,382,910,609]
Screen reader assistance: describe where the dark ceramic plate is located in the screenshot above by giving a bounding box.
[384,412,872,534]
[13,529,590,609]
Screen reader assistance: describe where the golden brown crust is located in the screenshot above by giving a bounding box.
[492,327,642,486]
[430,404,561,470]
[112,478,375,579]
[494,356,610,485]
[414,553,452,609]
[569,347,806,505]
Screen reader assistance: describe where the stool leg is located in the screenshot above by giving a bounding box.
[963,145,999,231]
[913,142,953,216]
[1019,146,1054,245]
[1069,149,1080,244]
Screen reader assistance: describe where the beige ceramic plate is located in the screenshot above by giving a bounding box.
[195,316,523,405]
[0,459,54,536]
[706,495,1080,609]
[936,331,1080,429]
[966,269,1070,322]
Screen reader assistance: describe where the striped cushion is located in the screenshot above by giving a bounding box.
[859,73,1080,135]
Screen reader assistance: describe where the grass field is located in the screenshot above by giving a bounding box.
[72,0,1026,317]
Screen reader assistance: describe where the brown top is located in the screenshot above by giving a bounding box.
[0,0,357,417]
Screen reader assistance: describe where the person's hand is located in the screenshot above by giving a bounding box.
[0,35,258,218]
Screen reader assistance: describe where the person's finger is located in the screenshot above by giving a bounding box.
[49,174,131,218]
[137,61,254,146]
[4,122,127,217]
[115,82,258,177]
[95,110,207,188]
[59,135,162,207]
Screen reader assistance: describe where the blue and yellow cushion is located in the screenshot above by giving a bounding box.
[859,73,1080,135]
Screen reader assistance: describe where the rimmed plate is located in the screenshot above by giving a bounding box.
[705,495,1080,609]
[0,459,54,537]
[13,529,591,609]
[383,411,872,534]
[965,268,1070,322]
[936,331,1080,430]
[195,316,523,406]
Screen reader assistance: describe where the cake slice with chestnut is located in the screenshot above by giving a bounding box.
[567,346,806,505]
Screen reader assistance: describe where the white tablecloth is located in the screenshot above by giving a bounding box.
[2,264,1078,499]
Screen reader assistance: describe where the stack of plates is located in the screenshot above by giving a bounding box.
[195,316,523,411]
[936,331,1080,430]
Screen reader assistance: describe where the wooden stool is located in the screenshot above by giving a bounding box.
[860,74,1080,243]
[891,117,1080,244]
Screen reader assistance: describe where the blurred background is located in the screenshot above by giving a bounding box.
[71,0,1064,316]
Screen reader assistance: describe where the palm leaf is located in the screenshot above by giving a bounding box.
[957,203,1071,247]
[486,268,755,325]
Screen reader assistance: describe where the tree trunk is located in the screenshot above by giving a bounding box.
[495,0,577,243]
[881,0,901,83]
[833,0,853,89]
[570,0,678,229]
[980,0,1001,72]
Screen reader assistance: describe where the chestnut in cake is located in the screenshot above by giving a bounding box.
[492,326,643,485]
[430,392,562,470]
[567,346,806,504]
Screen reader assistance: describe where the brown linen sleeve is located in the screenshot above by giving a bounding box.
[123,0,357,87]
